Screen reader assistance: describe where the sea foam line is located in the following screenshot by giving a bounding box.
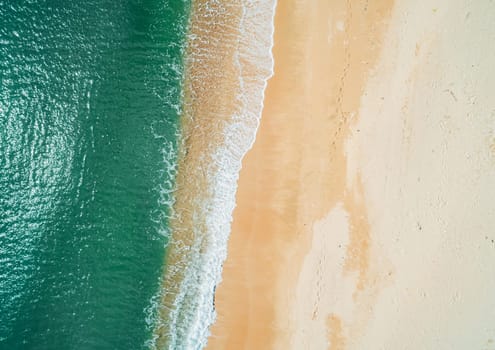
[151,1,277,349]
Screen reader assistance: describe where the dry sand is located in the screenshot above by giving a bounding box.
[208,0,495,349]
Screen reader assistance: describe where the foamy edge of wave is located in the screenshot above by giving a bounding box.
[153,1,278,349]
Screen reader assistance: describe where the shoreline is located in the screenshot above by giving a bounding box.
[207,0,495,349]
[153,1,276,348]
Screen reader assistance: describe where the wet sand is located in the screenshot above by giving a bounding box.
[154,1,245,346]
[208,0,495,349]
[154,1,276,348]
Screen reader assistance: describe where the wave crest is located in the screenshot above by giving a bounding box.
[151,0,277,349]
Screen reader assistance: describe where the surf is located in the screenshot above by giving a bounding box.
[152,0,277,349]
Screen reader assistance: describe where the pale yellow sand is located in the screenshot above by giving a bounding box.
[344,1,495,348]
[208,0,495,349]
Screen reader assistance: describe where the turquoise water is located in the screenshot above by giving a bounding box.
[0,1,190,349]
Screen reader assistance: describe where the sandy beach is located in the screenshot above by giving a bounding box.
[207,0,495,349]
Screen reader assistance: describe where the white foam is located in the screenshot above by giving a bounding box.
[152,1,277,349]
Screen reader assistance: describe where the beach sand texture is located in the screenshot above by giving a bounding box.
[207,0,495,349]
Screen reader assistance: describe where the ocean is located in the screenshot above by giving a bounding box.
[0,0,275,349]
[0,0,189,348]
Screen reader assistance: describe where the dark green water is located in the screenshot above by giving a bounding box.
[0,1,190,348]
